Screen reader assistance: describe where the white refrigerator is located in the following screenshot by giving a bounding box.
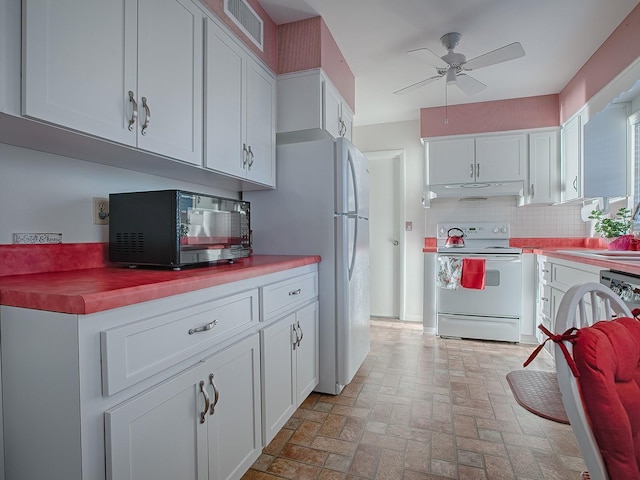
[245,137,370,395]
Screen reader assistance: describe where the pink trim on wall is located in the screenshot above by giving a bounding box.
[559,4,640,123]
[278,17,355,112]
[277,17,322,73]
[420,94,559,138]
[200,0,277,72]
[319,19,355,112]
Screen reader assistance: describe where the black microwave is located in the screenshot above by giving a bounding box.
[109,190,251,269]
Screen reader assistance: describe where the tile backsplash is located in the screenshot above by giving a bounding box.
[425,197,590,237]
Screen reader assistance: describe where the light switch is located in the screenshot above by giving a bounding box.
[405,222,413,231]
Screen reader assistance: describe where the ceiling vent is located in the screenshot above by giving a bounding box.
[224,0,264,51]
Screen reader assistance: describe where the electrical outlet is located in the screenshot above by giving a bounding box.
[93,197,109,225]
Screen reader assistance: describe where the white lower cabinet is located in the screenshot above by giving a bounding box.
[0,263,318,480]
[105,333,261,480]
[261,301,319,445]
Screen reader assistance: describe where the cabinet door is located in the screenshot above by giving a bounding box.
[341,103,354,140]
[207,334,262,480]
[475,134,527,182]
[105,361,209,480]
[204,20,246,178]
[427,138,475,184]
[22,0,137,146]
[323,79,342,139]
[136,0,203,165]
[294,302,319,404]
[561,115,582,202]
[245,57,276,186]
[261,314,295,445]
[528,131,559,204]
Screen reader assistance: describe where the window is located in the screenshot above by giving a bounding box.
[632,113,640,226]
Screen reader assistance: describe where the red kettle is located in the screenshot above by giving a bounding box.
[445,227,465,248]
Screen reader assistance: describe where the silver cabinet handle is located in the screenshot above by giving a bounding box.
[292,323,298,350]
[296,320,303,347]
[573,176,578,191]
[188,320,218,335]
[242,143,248,168]
[208,373,220,415]
[141,97,151,135]
[127,91,138,131]
[530,184,535,197]
[199,380,210,424]
[476,163,480,178]
[289,288,301,296]
[247,145,254,169]
[392,240,399,246]
[470,163,474,178]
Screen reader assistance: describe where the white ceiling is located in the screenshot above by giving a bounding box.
[259,0,640,127]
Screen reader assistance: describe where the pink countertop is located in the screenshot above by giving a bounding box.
[0,255,321,315]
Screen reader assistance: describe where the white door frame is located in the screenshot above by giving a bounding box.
[364,149,406,320]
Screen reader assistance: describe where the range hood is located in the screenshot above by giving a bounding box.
[428,181,524,199]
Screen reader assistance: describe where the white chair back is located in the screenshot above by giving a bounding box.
[554,282,632,480]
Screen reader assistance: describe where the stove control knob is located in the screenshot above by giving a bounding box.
[492,226,499,233]
[439,226,446,235]
[500,226,508,233]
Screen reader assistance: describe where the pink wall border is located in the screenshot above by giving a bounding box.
[420,94,559,138]
[559,4,640,123]
[278,17,355,112]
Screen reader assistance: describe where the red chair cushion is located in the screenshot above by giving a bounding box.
[573,317,640,478]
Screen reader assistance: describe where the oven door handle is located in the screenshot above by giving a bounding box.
[438,254,521,262]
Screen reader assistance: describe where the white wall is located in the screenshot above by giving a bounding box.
[353,120,592,324]
[0,143,237,244]
[353,120,425,322]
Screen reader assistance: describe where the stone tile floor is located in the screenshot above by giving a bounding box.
[242,318,585,479]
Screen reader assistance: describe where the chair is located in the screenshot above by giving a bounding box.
[554,282,640,480]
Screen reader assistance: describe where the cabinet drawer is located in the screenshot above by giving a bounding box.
[540,284,551,318]
[261,272,318,321]
[551,264,598,290]
[101,289,258,396]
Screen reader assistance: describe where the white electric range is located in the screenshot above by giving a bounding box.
[436,222,522,342]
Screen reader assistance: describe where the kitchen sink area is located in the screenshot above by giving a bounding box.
[557,250,640,262]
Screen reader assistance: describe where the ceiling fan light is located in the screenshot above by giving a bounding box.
[445,68,457,85]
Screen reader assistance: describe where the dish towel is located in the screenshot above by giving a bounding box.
[437,256,462,289]
[461,258,486,290]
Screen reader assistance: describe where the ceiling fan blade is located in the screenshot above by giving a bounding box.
[407,47,449,69]
[463,42,525,71]
[455,73,487,95]
[393,75,443,95]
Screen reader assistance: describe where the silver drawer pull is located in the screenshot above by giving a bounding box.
[289,289,302,296]
[189,320,218,335]
[141,96,151,135]
[296,320,303,347]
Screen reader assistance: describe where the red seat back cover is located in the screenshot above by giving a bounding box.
[573,317,640,478]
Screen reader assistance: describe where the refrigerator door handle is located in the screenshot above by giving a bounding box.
[348,215,358,281]
[347,148,359,216]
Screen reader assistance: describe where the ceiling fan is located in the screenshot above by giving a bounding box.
[394,32,525,96]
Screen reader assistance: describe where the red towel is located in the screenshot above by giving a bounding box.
[461,258,486,290]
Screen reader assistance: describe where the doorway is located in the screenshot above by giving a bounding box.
[365,149,405,319]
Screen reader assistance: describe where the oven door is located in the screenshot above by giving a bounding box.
[437,254,522,317]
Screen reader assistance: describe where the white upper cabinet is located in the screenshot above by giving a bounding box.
[524,130,560,205]
[22,0,203,165]
[427,134,526,185]
[277,69,354,142]
[205,19,275,187]
[560,113,583,202]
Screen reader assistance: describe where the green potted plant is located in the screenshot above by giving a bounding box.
[589,207,633,250]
